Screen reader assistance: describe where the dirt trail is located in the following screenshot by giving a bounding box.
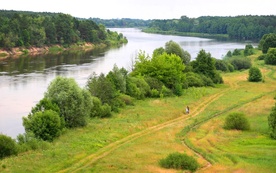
[57,88,228,173]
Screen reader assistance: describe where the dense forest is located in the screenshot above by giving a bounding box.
[145,15,276,40]
[94,15,276,41]
[92,18,151,28]
[0,10,127,49]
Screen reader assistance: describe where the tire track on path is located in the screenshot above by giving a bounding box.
[57,89,228,173]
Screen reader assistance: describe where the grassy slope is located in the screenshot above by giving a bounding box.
[1,50,276,172]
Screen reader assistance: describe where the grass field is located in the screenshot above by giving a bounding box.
[1,51,276,172]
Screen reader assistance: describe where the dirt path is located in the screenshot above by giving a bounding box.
[57,88,228,173]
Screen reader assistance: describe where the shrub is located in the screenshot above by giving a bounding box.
[23,110,63,141]
[268,103,276,139]
[45,76,88,128]
[215,59,229,72]
[258,54,266,60]
[248,66,262,82]
[244,44,254,56]
[224,112,250,131]
[0,134,18,159]
[16,133,50,152]
[230,57,252,70]
[159,152,199,172]
[265,48,276,65]
[186,72,204,87]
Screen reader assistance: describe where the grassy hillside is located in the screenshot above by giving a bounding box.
[1,50,276,172]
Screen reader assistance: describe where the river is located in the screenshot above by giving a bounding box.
[0,28,255,138]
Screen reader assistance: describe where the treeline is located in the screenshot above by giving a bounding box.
[144,15,276,40]
[0,10,127,49]
[91,18,151,28]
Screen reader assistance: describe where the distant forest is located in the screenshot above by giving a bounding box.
[94,15,276,41]
[0,10,126,49]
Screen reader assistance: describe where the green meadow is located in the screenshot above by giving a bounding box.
[1,51,276,172]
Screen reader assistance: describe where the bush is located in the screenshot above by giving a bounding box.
[23,110,63,141]
[45,76,88,128]
[186,72,204,87]
[258,54,266,60]
[0,134,18,159]
[230,57,252,70]
[16,133,50,152]
[248,66,262,82]
[268,103,276,139]
[159,152,199,172]
[265,48,276,65]
[224,112,250,131]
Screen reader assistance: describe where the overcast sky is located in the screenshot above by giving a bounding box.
[1,0,275,19]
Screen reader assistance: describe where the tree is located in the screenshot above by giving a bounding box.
[248,66,262,82]
[268,103,276,139]
[23,110,63,141]
[0,134,18,159]
[244,44,254,56]
[192,49,223,84]
[164,40,191,64]
[265,48,276,65]
[44,76,88,128]
[259,33,276,54]
[87,73,116,105]
[132,51,186,95]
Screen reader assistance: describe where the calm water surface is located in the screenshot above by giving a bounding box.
[0,28,255,138]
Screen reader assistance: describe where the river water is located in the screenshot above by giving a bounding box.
[0,28,255,138]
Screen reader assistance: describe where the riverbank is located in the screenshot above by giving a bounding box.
[0,43,104,60]
[142,28,229,40]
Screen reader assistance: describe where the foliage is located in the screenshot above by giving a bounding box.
[145,15,276,40]
[215,59,229,72]
[23,110,63,141]
[259,33,276,54]
[0,134,18,159]
[106,65,127,94]
[16,133,50,152]
[159,152,199,172]
[0,10,127,49]
[258,54,266,60]
[191,49,223,84]
[44,76,88,128]
[232,49,242,56]
[164,40,191,64]
[268,103,276,139]
[89,96,112,118]
[264,48,276,65]
[126,76,151,99]
[87,73,116,105]
[229,57,252,70]
[224,112,250,131]
[132,51,186,95]
[244,44,254,56]
[248,66,262,82]
[186,72,204,87]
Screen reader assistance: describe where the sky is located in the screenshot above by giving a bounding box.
[1,0,275,20]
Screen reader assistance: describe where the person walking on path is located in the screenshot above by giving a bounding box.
[186,106,190,114]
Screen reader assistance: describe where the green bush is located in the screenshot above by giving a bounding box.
[230,57,252,70]
[264,48,276,65]
[186,72,204,87]
[224,112,250,131]
[23,110,63,141]
[268,103,276,139]
[248,66,262,82]
[159,152,199,172]
[0,134,18,159]
[258,54,266,60]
